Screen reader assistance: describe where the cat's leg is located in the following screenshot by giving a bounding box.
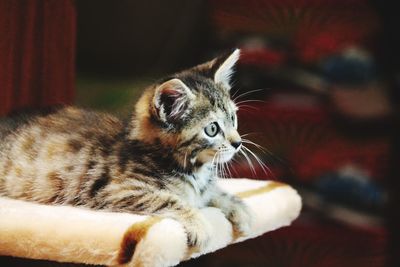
[208,187,253,238]
[98,190,213,249]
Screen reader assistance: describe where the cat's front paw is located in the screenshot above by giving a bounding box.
[228,201,254,238]
[181,210,213,250]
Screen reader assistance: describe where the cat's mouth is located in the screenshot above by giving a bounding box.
[216,149,236,163]
[196,148,236,165]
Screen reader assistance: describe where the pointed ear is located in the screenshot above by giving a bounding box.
[153,78,195,123]
[213,48,240,90]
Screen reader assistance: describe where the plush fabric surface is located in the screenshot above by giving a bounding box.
[0,179,301,267]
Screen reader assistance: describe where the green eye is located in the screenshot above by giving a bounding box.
[204,122,219,137]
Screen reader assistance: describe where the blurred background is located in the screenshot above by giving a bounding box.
[1,0,399,266]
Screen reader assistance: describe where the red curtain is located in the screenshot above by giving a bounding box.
[0,0,76,116]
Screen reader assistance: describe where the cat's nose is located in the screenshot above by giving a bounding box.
[231,141,242,150]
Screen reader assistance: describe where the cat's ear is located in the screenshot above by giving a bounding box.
[153,78,195,123]
[212,48,240,90]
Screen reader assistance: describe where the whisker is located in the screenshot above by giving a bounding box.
[222,158,229,179]
[242,138,267,153]
[221,161,227,179]
[242,145,267,168]
[235,99,266,106]
[237,104,260,111]
[241,136,287,165]
[227,160,237,177]
[240,132,264,137]
[242,145,271,177]
[183,151,188,169]
[240,132,258,138]
[220,154,227,179]
[233,88,265,102]
[231,87,241,99]
[211,151,219,177]
[216,152,222,178]
[239,148,256,175]
[219,155,224,178]
[224,160,233,178]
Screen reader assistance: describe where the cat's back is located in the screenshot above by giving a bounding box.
[0,106,123,150]
[0,106,124,202]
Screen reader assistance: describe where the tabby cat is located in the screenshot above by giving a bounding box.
[0,49,252,249]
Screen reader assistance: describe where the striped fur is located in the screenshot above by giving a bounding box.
[0,49,252,249]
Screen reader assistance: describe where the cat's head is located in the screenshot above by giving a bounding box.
[132,49,242,170]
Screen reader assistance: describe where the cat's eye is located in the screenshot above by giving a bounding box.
[204,122,219,137]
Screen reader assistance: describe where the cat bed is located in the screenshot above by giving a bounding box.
[0,178,301,267]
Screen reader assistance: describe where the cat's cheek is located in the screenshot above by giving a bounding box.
[196,149,217,164]
[217,151,235,163]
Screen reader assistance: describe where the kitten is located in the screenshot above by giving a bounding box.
[0,49,252,249]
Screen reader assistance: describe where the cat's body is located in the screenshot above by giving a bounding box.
[0,49,252,248]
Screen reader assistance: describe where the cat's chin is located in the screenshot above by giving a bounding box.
[217,151,236,163]
[197,151,235,166]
